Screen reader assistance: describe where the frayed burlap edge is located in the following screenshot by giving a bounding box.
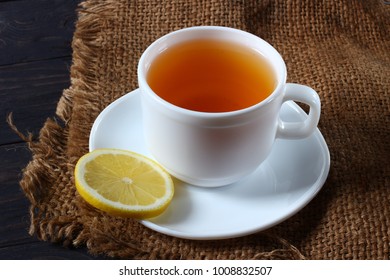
[8,113,82,245]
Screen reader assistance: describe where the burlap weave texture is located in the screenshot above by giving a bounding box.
[20,0,389,259]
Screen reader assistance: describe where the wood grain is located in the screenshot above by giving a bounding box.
[0,0,90,259]
[0,0,79,65]
[0,58,72,144]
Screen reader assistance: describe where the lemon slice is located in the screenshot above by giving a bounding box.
[74,148,174,219]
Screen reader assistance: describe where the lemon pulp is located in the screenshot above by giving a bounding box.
[74,148,174,219]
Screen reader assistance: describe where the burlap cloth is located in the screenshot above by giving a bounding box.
[19,0,389,259]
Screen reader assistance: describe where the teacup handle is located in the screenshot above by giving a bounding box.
[276,83,321,139]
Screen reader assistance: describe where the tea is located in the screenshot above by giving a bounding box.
[147,39,276,113]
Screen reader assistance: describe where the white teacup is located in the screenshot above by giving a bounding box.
[138,26,320,187]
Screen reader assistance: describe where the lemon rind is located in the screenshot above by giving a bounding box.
[74,148,174,219]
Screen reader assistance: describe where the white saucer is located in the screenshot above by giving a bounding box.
[89,89,330,240]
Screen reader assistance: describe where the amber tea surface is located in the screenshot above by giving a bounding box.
[147,39,276,113]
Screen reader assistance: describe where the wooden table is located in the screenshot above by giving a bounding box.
[0,0,102,259]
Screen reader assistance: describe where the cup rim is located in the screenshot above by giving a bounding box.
[138,26,287,119]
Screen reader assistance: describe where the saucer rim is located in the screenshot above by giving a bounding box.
[89,89,330,240]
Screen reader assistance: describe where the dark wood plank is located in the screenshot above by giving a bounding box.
[0,0,94,259]
[0,143,32,247]
[0,241,102,260]
[0,0,80,65]
[0,57,72,144]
